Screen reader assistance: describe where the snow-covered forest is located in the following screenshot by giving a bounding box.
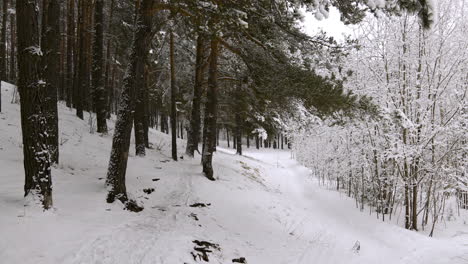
[0,0,467,263]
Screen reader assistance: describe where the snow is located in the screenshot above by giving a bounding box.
[0,81,467,263]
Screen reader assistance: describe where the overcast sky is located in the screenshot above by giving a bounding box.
[301,7,352,41]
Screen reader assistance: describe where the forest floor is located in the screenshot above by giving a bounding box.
[1,82,467,264]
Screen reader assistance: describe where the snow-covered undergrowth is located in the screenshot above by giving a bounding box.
[1,82,467,263]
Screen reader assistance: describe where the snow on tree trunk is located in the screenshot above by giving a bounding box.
[17,0,53,209]
[105,0,154,211]
[201,38,219,181]
[42,0,60,164]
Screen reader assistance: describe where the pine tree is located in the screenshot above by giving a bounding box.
[169,29,177,161]
[42,0,60,164]
[201,38,219,181]
[92,0,108,134]
[185,34,205,157]
[66,0,75,108]
[106,0,154,211]
[17,0,53,209]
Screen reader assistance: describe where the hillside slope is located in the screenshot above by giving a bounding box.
[0,82,467,264]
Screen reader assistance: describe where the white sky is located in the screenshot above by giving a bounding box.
[301,7,352,41]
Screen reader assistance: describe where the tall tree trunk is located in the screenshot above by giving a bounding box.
[0,0,7,113]
[106,0,154,211]
[66,0,75,108]
[17,0,53,209]
[104,0,115,117]
[0,0,7,81]
[42,0,61,164]
[75,0,84,119]
[134,83,146,156]
[9,7,16,84]
[201,38,219,181]
[226,127,230,148]
[186,34,205,157]
[169,30,177,161]
[92,0,107,133]
[143,64,150,147]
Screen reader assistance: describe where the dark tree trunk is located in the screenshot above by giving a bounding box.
[0,0,7,81]
[256,134,259,149]
[75,0,85,119]
[246,135,249,148]
[134,65,147,156]
[235,112,242,155]
[66,0,75,108]
[186,34,205,157]
[0,0,7,113]
[226,127,230,148]
[106,0,154,211]
[143,64,150,147]
[92,0,108,133]
[281,133,284,149]
[201,38,219,181]
[59,18,66,101]
[104,0,115,117]
[170,30,177,161]
[42,0,61,164]
[9,8,16,84]
[17,0,53,209]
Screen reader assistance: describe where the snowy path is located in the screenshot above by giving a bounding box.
[233,149,468,264]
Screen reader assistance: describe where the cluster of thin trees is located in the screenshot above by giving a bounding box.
[2,0,436,211]
[291,0,467,235]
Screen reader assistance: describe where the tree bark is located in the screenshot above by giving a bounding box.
[106,0,154,211]
[235,112,242,155]
[9,8,16,84]
[92,0,108,134]
[134,62,149,156]
[186,34,205,157]
[170,30,177,161]
[104,0,115,117]
[201,38,219,181]
[0,0,7,81]
[17,0,53,209]
[66,0,75,108]
[42,0,61,164]
[75,0,85,119]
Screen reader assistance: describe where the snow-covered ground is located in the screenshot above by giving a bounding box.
[1,82,467,264]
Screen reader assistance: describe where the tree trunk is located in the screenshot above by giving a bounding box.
[9,8,16,84]
[104,0,115,117]
[42,0,61,164]
[133,65,147,156]
[0,0,7,113]
[186,34,205,157]
[106,0,154,211]
[226,127,230,148]
[235,112,242,155]
[170,30,177,161]
[92,0,107,134]
[17,0,53,209]
[201,38,219,181]
[75,0,85,119]
[66,0,75,108]
[0,0,7,81]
